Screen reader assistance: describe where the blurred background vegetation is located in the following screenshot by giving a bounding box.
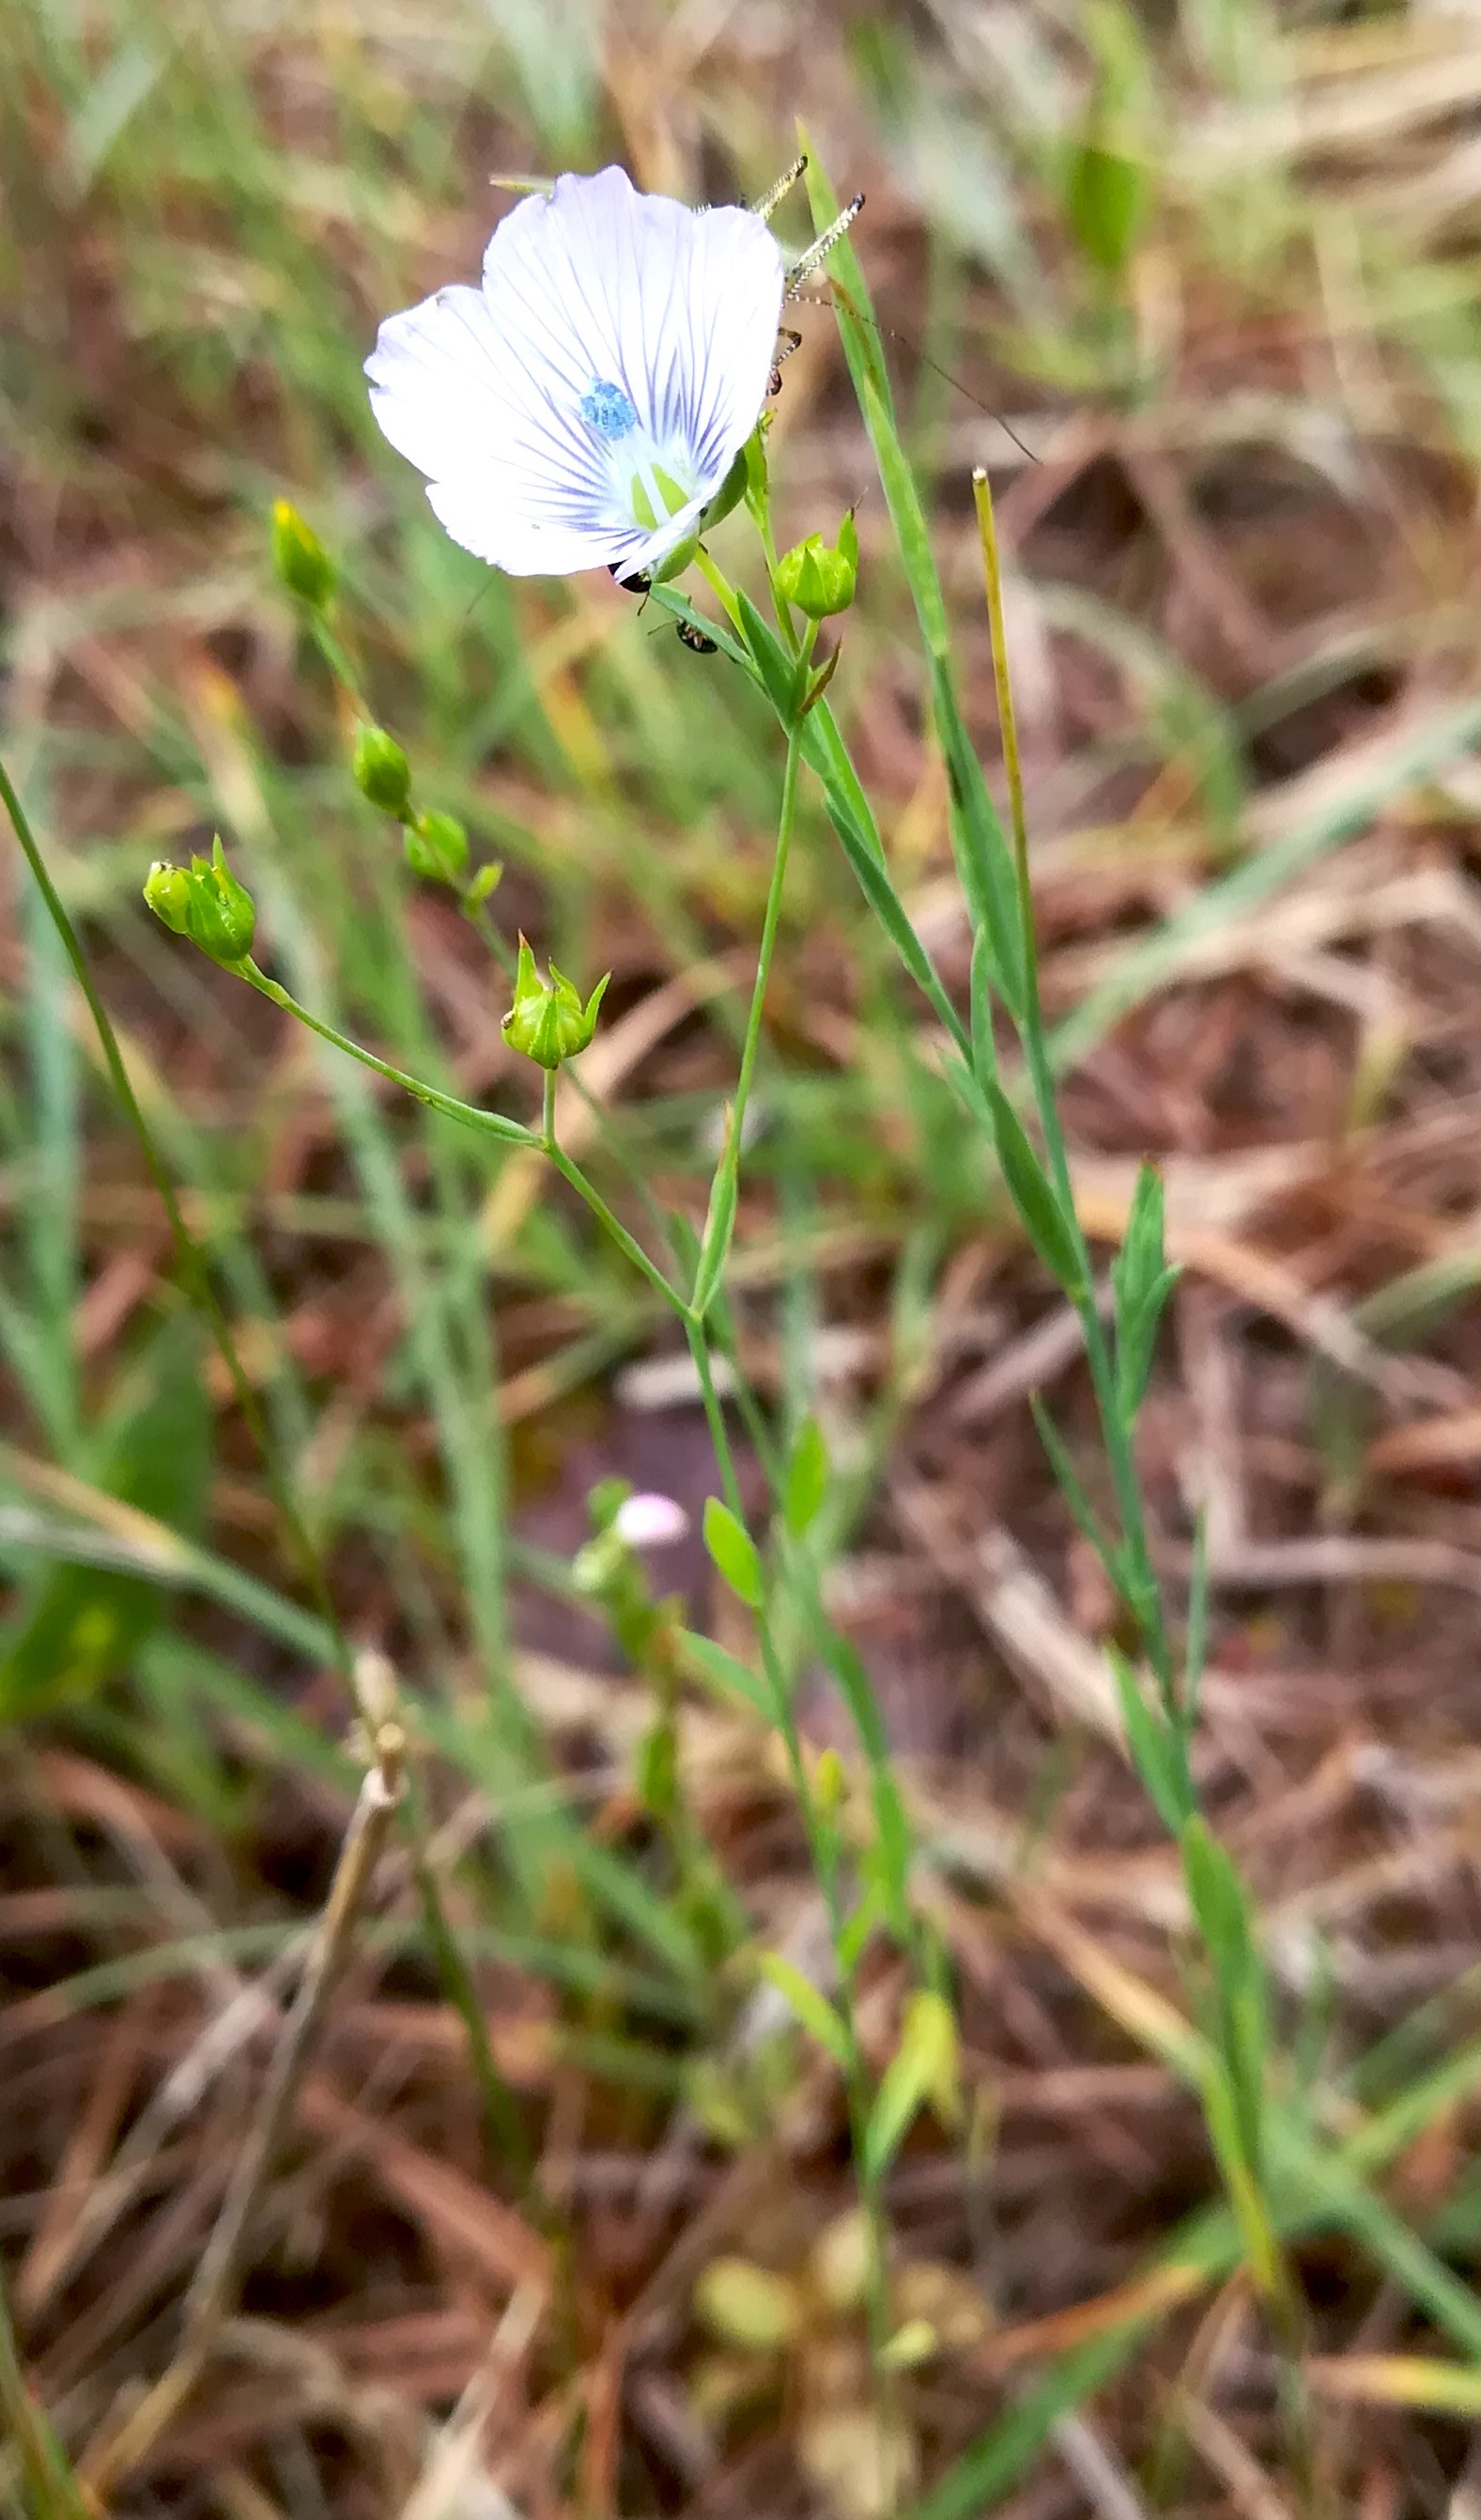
[7,0,1481,2512]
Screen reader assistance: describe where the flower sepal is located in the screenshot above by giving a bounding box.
[650,529,704,587]
[502,935,609,1069]
[699,443,751,535]
[144,838,256,968]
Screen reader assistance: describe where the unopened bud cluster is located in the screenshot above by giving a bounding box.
[265,497,609,1076]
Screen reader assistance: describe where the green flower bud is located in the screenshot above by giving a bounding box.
[502,934,610,1069]
[270,500,335,609]
[353,724,412,817]
[776,509,858,619]
[404,808,469,885]
[145,838,255,967]
[144,862,193,936]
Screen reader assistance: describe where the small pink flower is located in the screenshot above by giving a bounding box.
[613,1492,690,1550]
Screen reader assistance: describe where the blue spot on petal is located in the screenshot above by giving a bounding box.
[579,379,638,439]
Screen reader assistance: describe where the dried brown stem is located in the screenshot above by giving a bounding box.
[78,1712,405,2502]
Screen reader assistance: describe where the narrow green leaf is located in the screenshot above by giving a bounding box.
[1181,1817,1255,1994]
[0,1318,209,1725]
[869,1767,914,1939]
[864,1989,961,2181]
[825,798,973,1059]
[1117,1262,1180,1418]
[677,1629,772,1722]
[692,1127,740,1321]
[783,1414,829,1537]
[933,661,1027,1021]
[1029,1396,1116,1568]
[986,1081,1088,1298]
[735,587,803,721]
[817,1629,889,1766]
[1110,1647,1191,1832]
[839,1883,882,1976]
[1182,1815,1269,2169]
[1065,138,1147,274]
[1114,1162,1166,1306]
[1185,1509,1210,1720]
[702,1495,764,1611]
[757,1949,852,2068]
[969,922,999,1088]
[1112,1162,1180,1416]
[727,572,974,1061]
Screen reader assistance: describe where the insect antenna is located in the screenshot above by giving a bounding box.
[749,156,809,223]
[784,193,865,298]
[819,271,1039,462]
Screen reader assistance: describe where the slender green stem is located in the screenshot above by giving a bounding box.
[691,712,807,1320]
[694,545,746,634]
[308,612,369,712]
[744,462,799,649]
[535,1062,686,1312]
[239,959,533,1149]
[544,1140,689,1318]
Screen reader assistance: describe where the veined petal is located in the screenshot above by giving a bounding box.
[365,165,784,580]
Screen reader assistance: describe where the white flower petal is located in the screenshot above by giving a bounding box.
[365,165,784,580]
[425,474,620,578]
[612,1492,690,1549]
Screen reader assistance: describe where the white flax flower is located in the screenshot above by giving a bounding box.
[365,165,785,580]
